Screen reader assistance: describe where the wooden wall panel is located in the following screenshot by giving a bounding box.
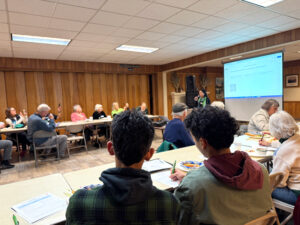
[99,74,109,114]
[0,72,7,120]
[284,102,300,119]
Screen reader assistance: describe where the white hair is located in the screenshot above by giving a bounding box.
[73,104,81,112]
[172,109,187,117]
[211,101,225,110]
[95,104,103,111]
[37,104,51,112]
[269,111,299,139]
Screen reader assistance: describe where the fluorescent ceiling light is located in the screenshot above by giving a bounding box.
[241,0,284,7]
[230,56,242,60]
[116,45,158,53]
[12,34,71,45]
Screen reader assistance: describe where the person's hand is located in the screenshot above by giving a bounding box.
[259,139,271,146]
[48,113,54,120]
[19,112,24,117]
[58,105,62,113]
[170,169,186,183]
[0,122,5,129]
[194,96,198,101]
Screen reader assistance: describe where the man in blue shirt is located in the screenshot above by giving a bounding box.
[163,103,194,148]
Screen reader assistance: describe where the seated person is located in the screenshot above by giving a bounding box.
[248,99,279,134]
[5,107,30,157]
[171,106,273,225]
[268,111,300,205]
[194,89,210,108]
[71,104,93,142]
[163,103,194,148]
[111,102,124,117]
[211,101,225,110]
[123,102,130,111]
[66,111,179,225]
[93,104,108,138]
[136,102,148,115]
[0,122,15,169]
[27,104,67,158]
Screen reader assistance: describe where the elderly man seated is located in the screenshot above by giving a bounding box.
[27,104,67,158]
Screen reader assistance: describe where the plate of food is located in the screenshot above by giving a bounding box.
[178,161,203,171]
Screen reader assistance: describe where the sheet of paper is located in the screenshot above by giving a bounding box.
[151,170,179,188]
[12,193,67,224]
[142,159,172,172]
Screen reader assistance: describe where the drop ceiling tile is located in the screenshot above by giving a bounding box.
[154,0,199,8]
[9,12,50,28]
[58,0,106,9]
[172,26,205,37]
[149,22,185,34]
[288,9,300,19]
[0,23,9,32]
[125,39,170,48]
[195,30,223,40]
[123,17,160,30]
[258,15,297,29]
[212,33,242,42]
[238,9,279,25]
[0,32,9,41]
[137,3,181,21]
[75,32,107,41]
[167,10,207,25]
[0,40,10,47]
[103,36,131,44]
[213,22,248,33]
[0,0,5,10]
[136,31,166,41]
[7,0,56,17]
[91,11,131,26]
[192,16,228,29]
[272,20,300,32]
[216,2,258,20]
[248,29,278,39]
[0,11,7,23]
[95,42,119,50]
[10,24,78,39]
[158,35,186,43]
[82,23,118,35]
[0,50,12,57]
[101,0,151,16]
[177,37,203,45]
[53,3,96,22]
[49,18,85,32]
[70,40,99,48]
[231,26,265,37]
[111,28,144,38]
[189,0,238,15]
[269,0,300,13]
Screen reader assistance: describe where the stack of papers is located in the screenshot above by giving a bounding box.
[142,159,172,172]
[12,193,67,224]
[151,171,179,188]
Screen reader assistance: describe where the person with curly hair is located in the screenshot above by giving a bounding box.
[170,106,273,225]
[66,111,180,225]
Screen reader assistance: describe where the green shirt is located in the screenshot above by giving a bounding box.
[111,108,124,117]
[174,165,273,225]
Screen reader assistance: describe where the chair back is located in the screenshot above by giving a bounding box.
[244,210,277,225]
[269,172,284,191]
[66,125,84,134]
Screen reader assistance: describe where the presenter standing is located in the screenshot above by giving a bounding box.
[194,89,211,108]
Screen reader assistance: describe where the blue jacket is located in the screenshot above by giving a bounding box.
[27,114,56,145]
[163,118,194,148]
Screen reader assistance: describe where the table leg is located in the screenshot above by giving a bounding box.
[16,133,20,162]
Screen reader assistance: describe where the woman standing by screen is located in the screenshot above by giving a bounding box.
[194,89,211,108]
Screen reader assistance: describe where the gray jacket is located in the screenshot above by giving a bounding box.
[248,109,269,134]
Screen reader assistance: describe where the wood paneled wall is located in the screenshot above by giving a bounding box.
[0,71,150,122]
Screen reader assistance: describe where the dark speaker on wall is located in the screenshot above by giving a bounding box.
[186,75,196,92]
[186,91,198,108]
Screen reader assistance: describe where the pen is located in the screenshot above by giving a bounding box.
[260,133,265,141]
[13,214,19,225]
[172,160,177,174]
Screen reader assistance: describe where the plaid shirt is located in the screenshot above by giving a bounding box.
[66,168,180,225]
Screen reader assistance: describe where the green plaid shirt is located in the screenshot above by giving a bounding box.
[66,168,180,225]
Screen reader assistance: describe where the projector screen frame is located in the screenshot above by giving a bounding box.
[223,50,284,121]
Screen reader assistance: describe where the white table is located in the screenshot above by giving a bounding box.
[0,173,71,225]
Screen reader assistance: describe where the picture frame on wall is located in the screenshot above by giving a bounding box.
[286,74,299,87]
[215,77,224,99]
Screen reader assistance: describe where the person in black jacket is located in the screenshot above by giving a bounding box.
[93,104,108,139]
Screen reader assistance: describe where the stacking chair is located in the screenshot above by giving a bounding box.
[65,125,88,156]
[245,209,278,225]
[32,130,59,167]
[270,172,294,225]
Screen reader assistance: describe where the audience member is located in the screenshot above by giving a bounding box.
[136,102,148,115]
[211,101,225,110]
[112,102,124,117]
[92,104,108,139]
[163,103,194,148]
[27,104,67,158]
[5,107,30,157]
[171,106,273,225]
[248,99,279,134]
[194,89,210,108]
[66,111,179,225]
[123,102,130,111]
[269,111,300,205]
[0,122,15,169]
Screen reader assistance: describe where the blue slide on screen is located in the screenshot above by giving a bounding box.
[224,52,283,99]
